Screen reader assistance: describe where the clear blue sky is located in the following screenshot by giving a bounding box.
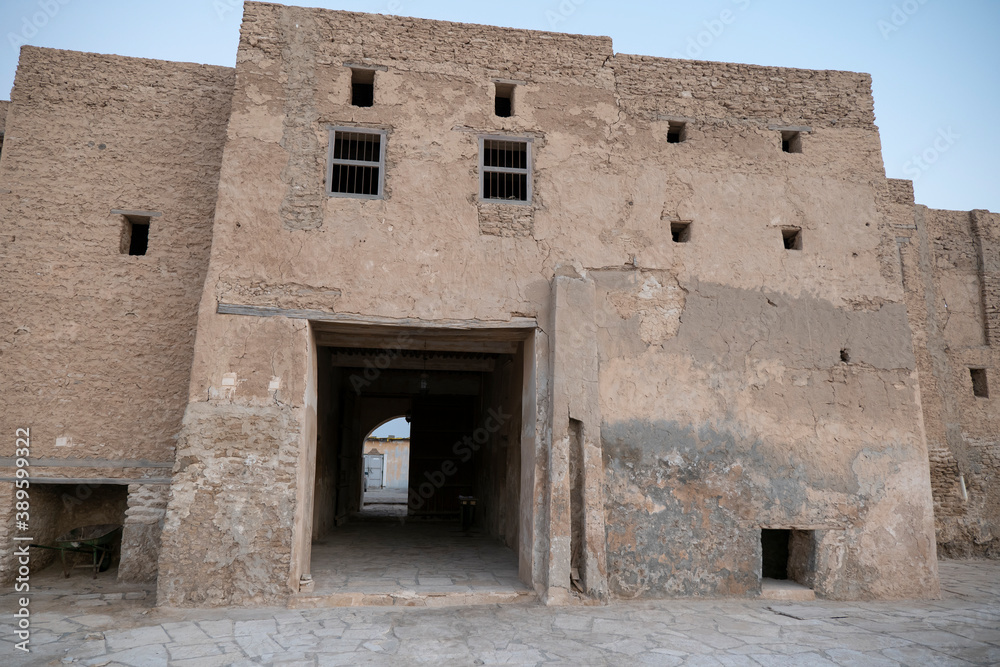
[371,417,408,438]
[1,0,997,212]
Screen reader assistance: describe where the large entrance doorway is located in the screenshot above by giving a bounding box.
[301,322,536,605]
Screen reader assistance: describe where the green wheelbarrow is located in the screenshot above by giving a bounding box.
[30,524,123,579]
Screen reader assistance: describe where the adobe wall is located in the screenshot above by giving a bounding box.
[0,47,233,581]
[155,2,938,605]
[894,189,1000,557]
[599,56,934,600]
[363,438,410,489]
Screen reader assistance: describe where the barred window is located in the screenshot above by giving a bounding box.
[326,127,386,199]
[479,137,532,204]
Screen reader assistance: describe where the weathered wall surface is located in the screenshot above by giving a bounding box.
[0,47,233,581]
[0,48,233,462]
[150,2,941,605]
[118,484,170,583]
[895,191,1000,558]
[597,57,937,600]
[156,315,312,606]
[597,276,936,599]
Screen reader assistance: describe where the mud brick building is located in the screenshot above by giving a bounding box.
[1,2,996,607]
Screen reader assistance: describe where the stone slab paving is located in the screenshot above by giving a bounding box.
[2,560,998,666]
[307,522,529,597]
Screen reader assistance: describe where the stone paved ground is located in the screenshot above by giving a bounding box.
[307,522,528,597]
[2,560,998,666]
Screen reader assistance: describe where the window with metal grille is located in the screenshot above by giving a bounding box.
[327,128,386,199]
[479,137,531,203]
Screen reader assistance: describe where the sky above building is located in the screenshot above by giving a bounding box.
[371,417,409,438]
[1,0,996,213]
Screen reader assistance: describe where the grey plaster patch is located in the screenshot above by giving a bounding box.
[668,281,916,371]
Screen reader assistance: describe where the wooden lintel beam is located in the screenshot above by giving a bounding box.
[217,302,536,333]
[315,333,517,355]
[330,354,495,372]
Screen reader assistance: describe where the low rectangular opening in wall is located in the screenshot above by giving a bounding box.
[971,368,989,398]
[667,121,687,143]
[840,348,851,363]
[26,483,128,580]
[121,216,150,256]
[670,221,691,243]
[782,227,802,251]
[351,68,375,107]
[495,82,514,117]
[762,528,817,591]
[781,131,802,153]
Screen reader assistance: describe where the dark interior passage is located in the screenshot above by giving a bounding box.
[311,331,527,567]
[761,529,791,580]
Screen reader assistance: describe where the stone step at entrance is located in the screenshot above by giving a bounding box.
[289,588,536,609]
[760,578,816,601]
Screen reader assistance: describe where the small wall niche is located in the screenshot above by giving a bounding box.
[495,82,515,118]
[351,68,375,107]
[670,221,691,243]
[781,130,803,153]
[971,368,989,398]
[762,528,816,588]
[840,348,851,363]
[120,215,150,256]
[782,227,802,251]
[667,121,687,144]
